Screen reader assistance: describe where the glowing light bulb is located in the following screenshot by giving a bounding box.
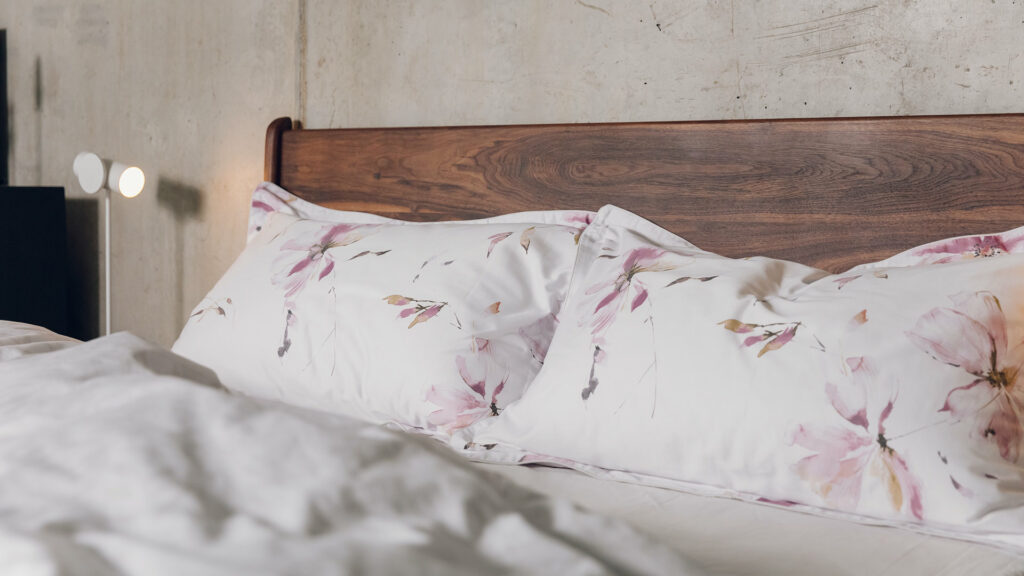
[108,162,145,198]
[118,166,145,198]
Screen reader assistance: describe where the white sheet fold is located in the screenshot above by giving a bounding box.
[0,332,705,576]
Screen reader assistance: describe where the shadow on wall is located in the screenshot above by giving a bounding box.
[156,177,203,334]
[65,197,99,340]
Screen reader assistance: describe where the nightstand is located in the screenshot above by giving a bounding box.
[0,186,69,335]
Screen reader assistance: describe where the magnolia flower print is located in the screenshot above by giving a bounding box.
[790,357,924,520]
[907,291,1024,462]
[272,222,371,299]
[585,247,675,336]
[426,355,506,432]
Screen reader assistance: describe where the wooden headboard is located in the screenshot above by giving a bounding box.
[265,115,1024,272]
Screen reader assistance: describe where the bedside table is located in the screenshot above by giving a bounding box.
[0,186,69,335]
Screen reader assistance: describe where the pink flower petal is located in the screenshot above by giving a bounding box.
[826,379,868,431]
[906,308,995,375]
[948,291,1007,359]
[487,232,513,258]
[318,258,335,280]
[408,306,440,328]
[594,289,621,314]
[622,247,666,273]
[757,325,797,357]
[251,200,275,213]
[790,424,873,455]
[743,334,766,347]
[630,286,649,312]
[455,355,487,398]
[881,450,924,520]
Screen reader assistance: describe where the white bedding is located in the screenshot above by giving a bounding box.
[0,327,704,576]
[476,463,1024,576]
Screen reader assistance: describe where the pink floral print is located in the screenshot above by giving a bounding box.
[585,247,675,335]
[791,357,924,520]
[384,295,457,329]
[486,232,513,258]
[910,233,1024,263]
[273,222,371,299]
[426,355,506,432]
[565,212,594,244]
[907,291,1024,462]
[720,320,802,357]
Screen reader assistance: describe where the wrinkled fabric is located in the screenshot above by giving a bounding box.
[0,332,705,576]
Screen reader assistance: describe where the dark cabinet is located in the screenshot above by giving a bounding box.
[0,186,69,335]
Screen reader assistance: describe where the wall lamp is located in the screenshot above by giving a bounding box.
[72,152,145,336]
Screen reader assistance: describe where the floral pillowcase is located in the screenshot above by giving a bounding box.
[247,182,595,240]
[472,205,1024,550]
[174,186,593,443]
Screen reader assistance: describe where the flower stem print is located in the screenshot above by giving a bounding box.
[347,249,390,261]
[906,291,1024,463]
[271,222,374,359]
[277,309,295,358]
[383,295,461,329]
[582,345,605,400]
[272,222,371,299]
[790,357,924,520]
[189,297,232,321]
[664,275,717,287]
[426,355,507,432]
[720,320,803,357]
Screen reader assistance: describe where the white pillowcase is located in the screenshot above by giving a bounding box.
[248,182,595,240]
[174,193,589,442]
[473,205,1024,551]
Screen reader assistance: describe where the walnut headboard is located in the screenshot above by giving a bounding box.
[265,115,1024,272]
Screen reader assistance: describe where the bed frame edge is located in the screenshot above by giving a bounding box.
[264,117,294,184]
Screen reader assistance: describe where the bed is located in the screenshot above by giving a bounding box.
[3,114,1023,576]
[262,113,1024,575]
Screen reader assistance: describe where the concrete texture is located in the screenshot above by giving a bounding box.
[1,1,297,345]
[305,1,1023,127]
[2,1,1022,346]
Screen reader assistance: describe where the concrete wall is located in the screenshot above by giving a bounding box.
[2,1,1022,346]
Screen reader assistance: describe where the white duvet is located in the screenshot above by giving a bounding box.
[0,326,705,576]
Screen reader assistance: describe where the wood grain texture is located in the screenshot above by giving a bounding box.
[269,115,1024,272]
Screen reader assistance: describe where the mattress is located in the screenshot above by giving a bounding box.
[473,462,1024,576]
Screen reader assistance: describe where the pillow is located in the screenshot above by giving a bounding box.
[174,206,585,442]
[846,224,1024,270]
[248,182,595,242]
[472,205,1024,550]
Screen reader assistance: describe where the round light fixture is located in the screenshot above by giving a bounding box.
[72,152,106,194]
[112,164,145,198]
